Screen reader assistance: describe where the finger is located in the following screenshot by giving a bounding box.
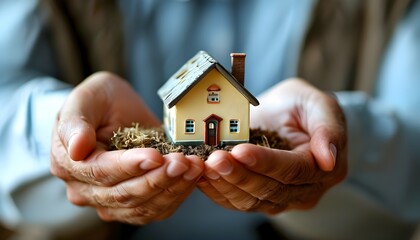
[96,207,152,225]
[57,72,162,160]
[97,174,197,224]
[311,125,348,186]
[308,102,346,172]
[204,150,298,213]
[230,144,320,184]
[87,72,161,143]
[96,204,182,225]
[56,113,97,161]
[254,79,346,172]
[68,153,191,208]
[202,176,287,215]
[57,75,110,160]
[199,175,321,214]
[196,178,238,211]
[199,169,293,214]
[205,150,291,204]
[182,155,205,181]
[50,125,76,181]
[109,156,204,222]
[95,198,184,225]
[307,91,347,171]
[127,155,203,209]
[311,126,339,172]
[69,148,164,185]
[204,176,261,212]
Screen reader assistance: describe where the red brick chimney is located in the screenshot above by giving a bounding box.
[230,53,246,85]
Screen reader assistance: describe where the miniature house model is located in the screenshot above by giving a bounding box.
[158,51,259,146]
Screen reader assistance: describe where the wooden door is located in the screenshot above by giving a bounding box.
[204,114,223,146]
[207,121,217,146]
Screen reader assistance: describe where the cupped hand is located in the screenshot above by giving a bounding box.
[50,72,204,224]
[198,78,347,214]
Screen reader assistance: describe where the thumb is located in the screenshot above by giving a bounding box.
[56,77,107,160]
[57,114,96,161]
[310,125,342,172]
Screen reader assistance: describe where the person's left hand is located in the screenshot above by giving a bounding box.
[50,72,204,225]
[197,78,347,214]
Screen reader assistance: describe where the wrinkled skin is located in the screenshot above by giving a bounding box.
[197,79,347,214]
[51,73,347,225]
[50,72,204,225]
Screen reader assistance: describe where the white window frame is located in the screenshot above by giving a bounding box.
[207,91,220,103]
[185,119,195,133]
[229,120,239,133]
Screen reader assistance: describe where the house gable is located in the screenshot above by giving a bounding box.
[158,51,258,145]
[157,51,259,109]
[172,68,250,144]
[176,68,250,113]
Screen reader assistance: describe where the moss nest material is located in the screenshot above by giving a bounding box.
[110,123,289,160]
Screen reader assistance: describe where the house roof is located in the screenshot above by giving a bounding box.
[157,51,259,108]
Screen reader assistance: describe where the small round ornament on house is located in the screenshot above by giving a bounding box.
[110,51,289,159]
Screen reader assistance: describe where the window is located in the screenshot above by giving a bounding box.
[230,120,239,133]
[185,119,195,133]
[207,92,220,103]
[207,84,221,103]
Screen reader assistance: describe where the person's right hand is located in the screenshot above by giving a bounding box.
[50,72,204,225]
[197,78,347,214]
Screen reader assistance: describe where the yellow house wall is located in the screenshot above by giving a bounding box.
[171,68,250,143]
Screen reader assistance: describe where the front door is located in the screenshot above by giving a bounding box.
[207,121,217,146]
[204,114,223,146]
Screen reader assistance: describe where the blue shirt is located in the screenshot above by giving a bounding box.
[0,0,419,239]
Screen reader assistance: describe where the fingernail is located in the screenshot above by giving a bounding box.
[205,169,220,180]
[330,143,337,166]
[215,160,233,176]
[166,161,188,178]
[139,159,161,170]
[183,164,202,181]
[240,155,256,167]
